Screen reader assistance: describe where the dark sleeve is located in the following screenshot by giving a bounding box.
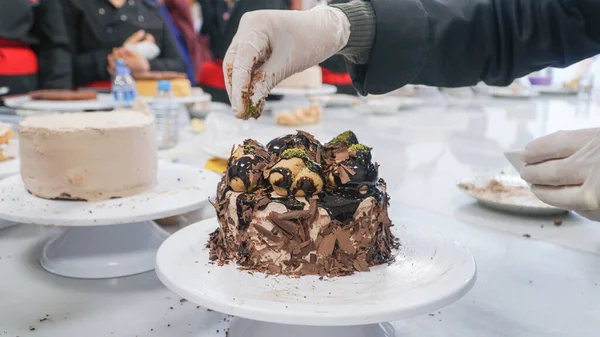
[59,0,112,86]
[33,0,72,89]
[149,20,187,73]
[349,0,600,95]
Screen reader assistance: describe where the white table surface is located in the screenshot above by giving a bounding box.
[1,93,600,336]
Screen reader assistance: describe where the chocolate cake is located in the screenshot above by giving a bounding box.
[208,131,399,277]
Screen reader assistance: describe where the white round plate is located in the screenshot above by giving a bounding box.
[270,84,337,97]
[312,94,360,108]
[3,93,115,112]
[156,218,476,326]
[366,97,423,114]
[490,88,539,99]
[203,144,231,160]
[0,162,221,226]
[0,159,19,180]
[457,175,568,215]
[534,85,578,95]
[140,93,212,104]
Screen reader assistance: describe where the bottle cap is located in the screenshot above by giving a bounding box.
[115,59,125,67]
[157,80,171,92]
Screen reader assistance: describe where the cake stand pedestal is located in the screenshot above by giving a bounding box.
[0,162,220,279]
[156,219,477,336]
[228,319,395,337]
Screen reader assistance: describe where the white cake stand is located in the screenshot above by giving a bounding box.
[0,162,221,279]
[0,159,19,180]
[270,84,337,97]
[156,218,477,337]
[3,93,115,111]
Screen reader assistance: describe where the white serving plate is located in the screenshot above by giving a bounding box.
[0,162,220,226]
[4,93,115,111]
[270,84,337,97]
[457,174,568,215]
[156,218,477,326]
[534,84,578,95]
[366,97,423,114]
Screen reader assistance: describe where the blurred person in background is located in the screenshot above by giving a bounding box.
[59,0,186,89]
[0,0,71,97]
[151,0,199,84]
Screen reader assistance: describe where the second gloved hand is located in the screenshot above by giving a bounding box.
[520,128,600,221]
[223,7,350,120]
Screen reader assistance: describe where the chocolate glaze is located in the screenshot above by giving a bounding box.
[267,134,321,158]
[317,193,362,224]
[270,167,293,189]
[270,197,306,210]
[296,177,317,197]
[227,156,257,190]
[235,193,253,230]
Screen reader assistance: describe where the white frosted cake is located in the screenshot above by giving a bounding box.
[276,66,322,89]
[19,111,158,201]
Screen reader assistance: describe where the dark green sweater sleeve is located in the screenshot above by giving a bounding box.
[333,0,600,96]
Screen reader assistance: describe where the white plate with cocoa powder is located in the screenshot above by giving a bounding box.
[457,175,568,215]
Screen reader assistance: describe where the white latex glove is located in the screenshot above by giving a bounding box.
[520,128,600,220]
[223,7,350,119]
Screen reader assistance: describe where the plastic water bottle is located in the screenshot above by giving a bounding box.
[150,80,181,149]
[112,60,137,108]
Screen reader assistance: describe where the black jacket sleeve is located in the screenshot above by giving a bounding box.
[349,0,600,95]
[149,20,187,73]
[33,0,72,89]
[59,0,112,86]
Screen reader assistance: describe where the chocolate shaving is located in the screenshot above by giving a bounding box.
[317,233,336,257]
[353,255,370,272]
[309,253,317,264]
[254,224,282,243]
[296,130,317,142]
[279,210,310,220]
[334,150,350,163]
[307,197,319,225]
[337,166,352,184]
[267,212,296,239]
[335,228,356,255]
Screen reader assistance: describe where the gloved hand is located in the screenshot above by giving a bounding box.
[223,7,350,119]
[520,128,600,221]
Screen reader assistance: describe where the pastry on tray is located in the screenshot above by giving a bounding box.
[0,122,15,162]
[134,71,191,97]
[208,130,399,277]
[275,104,322,126]
[29,90,98,101]
[19,111,158,201]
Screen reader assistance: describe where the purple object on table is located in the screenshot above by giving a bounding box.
[529,76,552,85]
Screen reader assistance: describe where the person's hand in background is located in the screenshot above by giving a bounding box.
[223,7,350,119]
[123,29,155,46]
[108,48,150,75]
[520,128,600,221]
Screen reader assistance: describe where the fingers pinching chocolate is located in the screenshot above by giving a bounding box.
[268,149,324,197]
[226,140,270,192]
